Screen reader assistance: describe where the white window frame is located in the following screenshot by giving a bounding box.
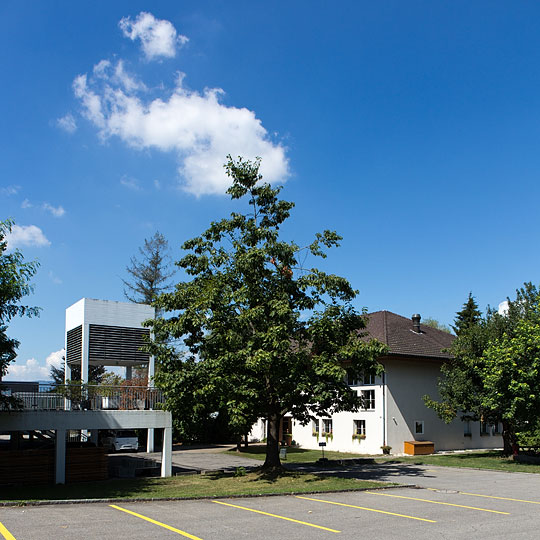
[361,389,376,410]
[322,418,333,434]
[353,419,366,436]
[312,418,319,434]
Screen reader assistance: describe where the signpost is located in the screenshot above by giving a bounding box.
[319,441,326,460]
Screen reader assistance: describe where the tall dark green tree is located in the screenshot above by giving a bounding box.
[0,219,40,407]
[451,292,482,335]
[49,359,106,386]
[149,157,387,468]
[425,282,540,454]
[123,231,175,305]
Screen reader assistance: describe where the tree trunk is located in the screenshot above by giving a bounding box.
[243,434,249,448]
[501,420,516,456]
[262,412,282,469]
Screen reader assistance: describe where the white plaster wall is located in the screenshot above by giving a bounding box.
[384,357,502,453]
[66,298,155,332]
[290,378,386,455]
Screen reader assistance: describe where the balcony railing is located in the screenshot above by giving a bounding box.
[10,384,164,412]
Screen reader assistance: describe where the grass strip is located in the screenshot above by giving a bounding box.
[384,451,540,474]
[225,446,370,463]
[1,470,390,504]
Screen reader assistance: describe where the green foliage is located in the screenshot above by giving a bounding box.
[50,360,106,386]
[452,292,482,336]
[0,219,40,407]
[425,282,540,454]
[422,317,452,334]
[149,157,387,467]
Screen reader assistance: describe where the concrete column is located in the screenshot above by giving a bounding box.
[148,355,155,387]
[147,428,155,453]
[125,366,132,380]
[161,427,172,477]
[55,429,66,484]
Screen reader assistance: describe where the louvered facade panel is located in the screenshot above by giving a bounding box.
[88,324,150,365]
[66,325,82,365]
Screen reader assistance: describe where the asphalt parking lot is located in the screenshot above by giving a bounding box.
[1,464,540,539]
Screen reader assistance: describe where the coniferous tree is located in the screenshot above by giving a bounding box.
[452,292,482,335]
[122,232,175,305]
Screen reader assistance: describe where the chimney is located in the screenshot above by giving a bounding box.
[412,314,421,333]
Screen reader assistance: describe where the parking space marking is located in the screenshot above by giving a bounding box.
[459,492,540,505]
[212,500,340,533]
[295,496,436,523]
[365,491,510,515]
[110,505,203,539]
[0,521,16,540]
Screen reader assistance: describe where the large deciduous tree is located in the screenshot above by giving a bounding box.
[123,231,175,305]
[0,219,40,407]
[149,157,387,468]
[425,283,540,454]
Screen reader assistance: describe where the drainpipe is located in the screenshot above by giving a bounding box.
[382,370,387,447]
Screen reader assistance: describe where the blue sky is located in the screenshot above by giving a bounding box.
[2,1,540,380]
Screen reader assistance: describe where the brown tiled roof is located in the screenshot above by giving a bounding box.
[364,310,454,360]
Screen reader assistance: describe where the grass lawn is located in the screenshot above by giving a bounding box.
[227,446,540,474]
[385,451,540,474]
[226,446,370,463]
[1,470,390,504]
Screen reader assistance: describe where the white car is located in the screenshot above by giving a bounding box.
[101,430,139,452]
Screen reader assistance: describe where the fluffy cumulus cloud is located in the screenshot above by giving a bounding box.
[72,13,289,196]
[498,300,509,316]
[5,349,64,381]
[119,12,188,60]
[6,224,50,249]
[57,113,77,133]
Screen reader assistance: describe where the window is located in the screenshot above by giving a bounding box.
[363,372,375,385]
[464,420,471,437]
[322,418,333,434]
[312,418,319,435]
[492,423,501,435]
[361,389,375,410]
[353,419,366,436]
[480,421,490,435]
[347,372,361,386]
[414,421,424,435]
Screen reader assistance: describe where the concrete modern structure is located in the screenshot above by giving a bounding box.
[65,298,157,452]
[65,298,155,383]
[251,311,503,455]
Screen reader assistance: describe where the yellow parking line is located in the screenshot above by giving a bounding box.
[212,500,340,533]
[110,505,203,539]
[0,521,16,540]
[365,491,509,515]
[295,495,436,523]
[460,492,540,505]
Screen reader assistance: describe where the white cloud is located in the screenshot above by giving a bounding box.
[74,66,289,196]
[4,349,64,381]
[119,12,188,60]
[1,185,21,196]
[6,224,50,249]
[45,349,65,370]
[42,202,66,217]
[5,358,50,381]
[120,175,141,191]
[498,300,509,316]
[57,113,77,133]
[21,198,33,209]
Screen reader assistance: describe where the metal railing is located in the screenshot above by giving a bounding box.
[12,384,164,412]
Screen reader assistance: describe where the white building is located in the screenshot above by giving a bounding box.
[251,311,503,455]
